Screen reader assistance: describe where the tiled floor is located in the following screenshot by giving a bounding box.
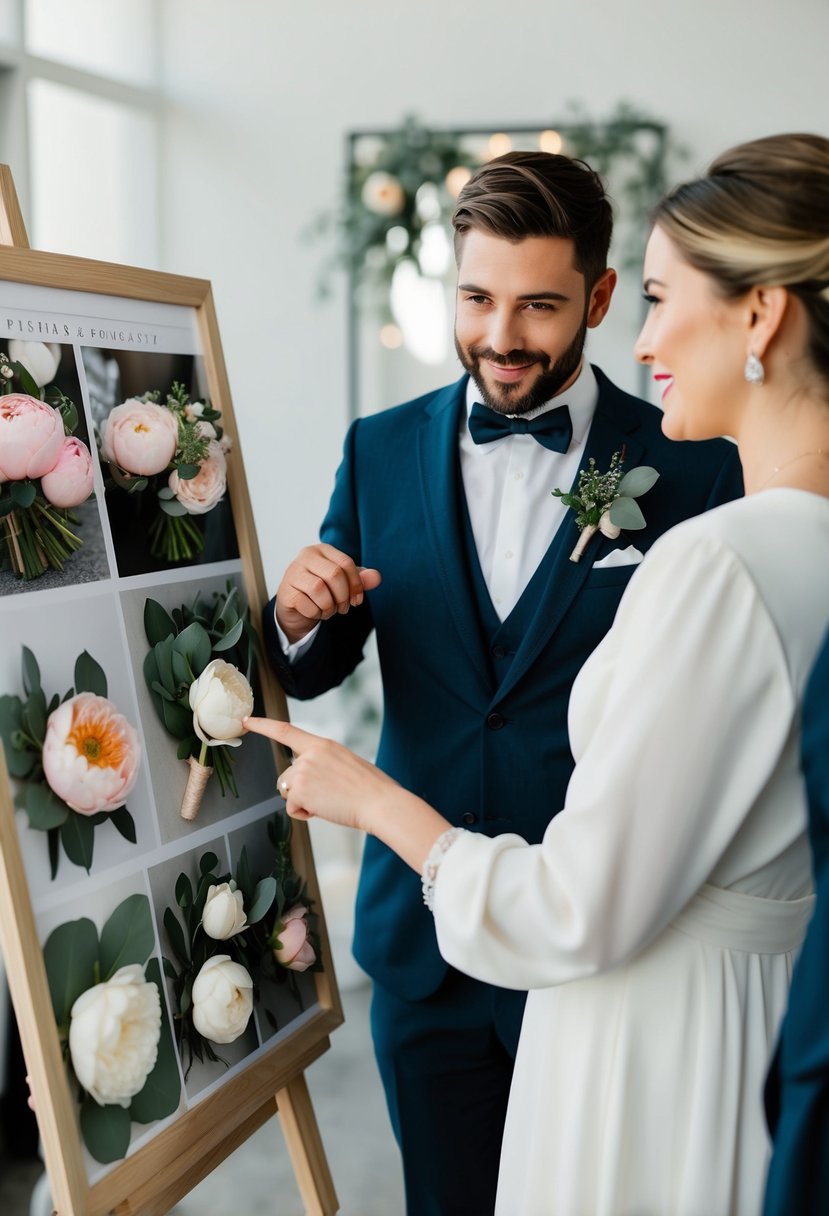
[0,983,405,1216]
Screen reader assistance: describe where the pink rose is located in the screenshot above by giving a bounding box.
[271,905,316,972]
[41,692,141,815]
[168,439,227,515]
[0,393,65,481]
[40,437,95,508]
[100,399,178,477]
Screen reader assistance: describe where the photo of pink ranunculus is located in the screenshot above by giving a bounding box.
[41,692,141,815]
[168,439,227,514]
[39,436,95,508]
[0,393,65,481]
[100,399,178,477]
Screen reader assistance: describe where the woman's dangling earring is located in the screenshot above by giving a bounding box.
[744,351,765,385]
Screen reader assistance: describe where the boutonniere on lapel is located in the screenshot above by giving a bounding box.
[552,450,659,563]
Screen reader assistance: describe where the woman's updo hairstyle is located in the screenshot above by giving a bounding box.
[652,133,829,382]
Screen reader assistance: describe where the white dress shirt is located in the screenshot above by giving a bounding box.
[460,361,598,619]
[277,361,598,654]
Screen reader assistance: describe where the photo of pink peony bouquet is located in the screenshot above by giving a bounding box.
[0,344,95,581]
[0,646,140,877]
[99,381,230,564]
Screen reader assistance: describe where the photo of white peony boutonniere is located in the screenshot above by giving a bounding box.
[42,893,181,1163]
[142,581,257,821]
[0,647,139,877]
[553,450,660,563]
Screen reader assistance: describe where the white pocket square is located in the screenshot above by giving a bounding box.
[592,545,645,570]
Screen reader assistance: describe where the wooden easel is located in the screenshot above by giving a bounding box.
[0,165,341,1216]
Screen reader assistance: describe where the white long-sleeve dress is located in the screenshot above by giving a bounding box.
[432,490,829,1216]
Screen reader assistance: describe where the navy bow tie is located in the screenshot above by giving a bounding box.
[468,401,573,453]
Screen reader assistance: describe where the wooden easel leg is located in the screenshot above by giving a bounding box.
[276,1075,339,1215]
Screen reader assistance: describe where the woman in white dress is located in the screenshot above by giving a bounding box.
[247,133,829,1215]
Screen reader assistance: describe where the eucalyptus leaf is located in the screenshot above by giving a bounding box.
[143,599,176,647]
[74,651,108,697]
[173,622,212,676]
[176,463,200,480]
[80,1098,131,1164]
[153,636,176,694]
[163,907,190,965]
[21,688,47,743]
[21,646,42,697]
[24,782,69,829]
[10,480,36,509]
[199,851,219,877]
[171,649,193,687]
[617,465,659,498]
[159,497,189,517]
[160,696,193,739]
[99,893,155,979]
[127,477,149,494]
[109,805,137,844]
[608,496,647,531]
[0,495,15,517]
[175,872,193,909]
[60,811,95,871]
[129,960,181,1123]
[42,918,99,1023]
[247,876,277,925]
[212,618,244,652]
[157,485,175,500]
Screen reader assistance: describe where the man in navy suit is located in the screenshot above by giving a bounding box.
[264,151,743,1215]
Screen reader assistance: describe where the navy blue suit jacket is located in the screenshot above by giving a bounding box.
[264,368,743,1001]
[764,626,829,1215]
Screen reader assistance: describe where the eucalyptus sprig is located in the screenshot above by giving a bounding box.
[142,580,258,813]
[553,452,659,563]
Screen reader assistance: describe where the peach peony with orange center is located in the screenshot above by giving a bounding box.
[41,692,141,815]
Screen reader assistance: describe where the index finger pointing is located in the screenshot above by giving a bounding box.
[243,717,315,753]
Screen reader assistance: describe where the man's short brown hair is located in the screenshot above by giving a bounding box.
[452,151,613,288]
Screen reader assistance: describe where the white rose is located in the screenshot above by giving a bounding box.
[189,659,253,749]
[8,339,62,387]
[202,882,247,940]
[68,964,161,1108]
[191,955,253,1044]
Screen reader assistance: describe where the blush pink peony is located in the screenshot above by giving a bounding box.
[168,439,227,514]
[271,905,316,972]
[100,399,178,477]
[0,393,65,481]
[41,692,141,815]
[40,436,95,508]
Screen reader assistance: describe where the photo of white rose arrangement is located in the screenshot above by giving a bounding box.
[98,381,230,564]
[142,581,256,822]
[0,341,95,581]
[42,892,181,1163]
[0,647,139,877]
[163,817,321,1075]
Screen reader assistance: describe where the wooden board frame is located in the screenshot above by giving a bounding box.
[0,170,342,1215]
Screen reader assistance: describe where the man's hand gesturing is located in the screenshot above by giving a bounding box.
[275,543,382,643]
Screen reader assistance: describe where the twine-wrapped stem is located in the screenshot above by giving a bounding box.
[180,755,213,821]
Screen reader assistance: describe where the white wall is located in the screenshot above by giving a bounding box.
[157,0,829,590]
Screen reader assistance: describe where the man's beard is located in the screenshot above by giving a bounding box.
[455,316,588,416]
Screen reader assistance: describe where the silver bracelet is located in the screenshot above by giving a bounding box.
[421,827,464,912]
